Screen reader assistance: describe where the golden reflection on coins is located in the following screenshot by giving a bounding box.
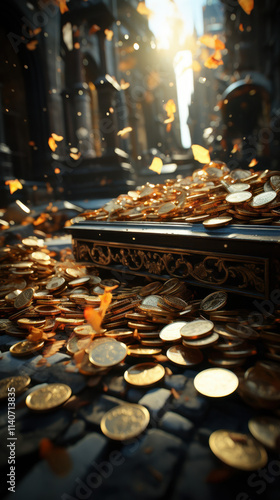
[0,375,31,400]
[124,362,165,386]
[180,319,214,339]
[89,339,127,367]
[200,291,228,312]
[25,383,72,411]
[10,340,44,357]
[209,430,268,471]
[166,345,203,366]
[100,403,150,440]
[248,416,280,451]
[194,368,239,397]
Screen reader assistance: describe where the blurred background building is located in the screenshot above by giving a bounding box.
[0,0,279,205]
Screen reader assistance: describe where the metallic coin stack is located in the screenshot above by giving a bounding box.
[74,165,280,227]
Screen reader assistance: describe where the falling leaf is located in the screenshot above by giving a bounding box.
[166,123,172,133]
[48,137,57,151]
[192,60,202,72]
[149,157,163,175]
[104,29,113,41]
[74,42,80,49]
[84,291,112,333]
[117,126,133,137]
[89,24,101,35]
[164,117,174,125]
[28,141,35,146]
[238,0,254,15]
[199,34,225,50]
[191,144,211,164]
[51,133,64,142]
[54,168,60,174]
[26,40,38,51]
[249,158,258,167]
[73,348,86,367]
[42,340,66,358]
[231,143,240,153]
[33,213,48,226]
[5,179,23,195]
[239,23,244,31]
[70,152,81,160]
[39,438,72,477]
[58,0,69,14]
[164,99,176,118]
[137,2,154,18]
[120,79,130,90]
[147,71,161,90]
[27,327,44,342]
[204,54,223,69]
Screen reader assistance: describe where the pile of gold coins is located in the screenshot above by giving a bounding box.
[1,235,280,465]
[76,164,280,227]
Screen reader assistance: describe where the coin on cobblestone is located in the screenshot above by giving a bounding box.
[248,416,280,451]
[100,403,150,440]
[14,288,34,309]
[10,340,44,357]
[124,362,165,386]
[180,319,214,339]
[249,191,277,208]
[194,367,239,397]
[226,192,252,204]
[203,216,233,228]
[160,321,187,342]
[182,331,219,348]
[209,430,268,470]
[25,383,72,411]
[67,335,92,355]
[200,291,228,312]
[166,345,203,366]
[0,375,31,400]
[127,346,162,357]
[89,339,127,367]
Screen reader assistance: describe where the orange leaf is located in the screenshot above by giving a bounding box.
[149,157,163,175]
[48,137,57,152]
[28,140,35,146]
[26,40,38,51]
[51,133,64,142]
[164,99,176,119]
[58,0,69,14]
[99,291,112,316]
[238,0,254,15]
[5,179,23,195]
[89,24,101,35]
[192,60,202,72]
[117,126,133,137]
[249,158,258,167]
[39,438,72,477]
[84,307,103,333]
[27,327,43,342]
[231,143,240,153]
[54,168,60,174]
[239,23,244,32]
[42,340,66,358]
[204,54,223,69]
[199,35,225,50]
[191,145,211,164]
[70,152,81,160]
[73,348,86,367]
[166,122,172,133]
[104,29,113,41]
[137,2,154,18]
[32,28,42,36]
[164,116,174,125]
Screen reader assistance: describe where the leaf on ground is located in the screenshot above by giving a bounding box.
[42,340,66,358]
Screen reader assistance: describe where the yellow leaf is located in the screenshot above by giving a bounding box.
[5,179,23,195]
[137,2,154,18]
[239,23,244,32]
[120,79,130,90]
[89,24,101,35]
[104,29,113,41]
[231,143,240,153]
[191,145,211,164]
[48,137,57,152]
[149,157,163,175]
[164,99,176,118]
[249,158,258,167]
[192,60,202,72]
[199,34,225,50]
[58,0,69,14]
[51,133,64,142]
[26,40,38,51]
[164,116,174,124]
[117,126,133,137]
[238,0,254,15]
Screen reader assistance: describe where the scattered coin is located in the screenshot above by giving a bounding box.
[159,322,187,342]
[25,383,72,411]
[194,367,239,397]
[124,362,165,386]
[166,345,203,366]
[14,288,34,310]
[10,340,44,357]
[89,339,127,367]
[200,291,228,312]
[248,416,280,451]
[100,403,150,440]
[0,375,31,400]
[180,319,214,339]
[203,216,233,228]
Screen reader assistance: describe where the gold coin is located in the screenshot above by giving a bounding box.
[0,375,31,400]
[31,251,51,262]
[22,237,44,248]
[17,318,46,329]
[104,328,133,340]
[10,340,44,357]
[127,346,162,357]
[25,383,72,411]
[180,319,214,339]
[270,175,280,192]
[34,305,61,316]
[5,289,22,302]
[200,291,228,312]
[182,331,219,348]
[203,216,233,228]
[55,317,84,326]
[157,202,176,215]
[74,324,95,336]
[226,192,252,204]
[250,191,277,208]
[139,281,163,297]
[249,416,280,451]
[209,430,268,471]
[163,296,188,311]
[124,362,165,386]
[166,345,203,366]
[194,367,239,397]
[67,335,92,355]
[100,403,150,440]
[46,277,66,291]
[68,277,91,287]
[89,339,127,367]
[227,183,251,193]
[159,321,187,342]
[14,288,34,310]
